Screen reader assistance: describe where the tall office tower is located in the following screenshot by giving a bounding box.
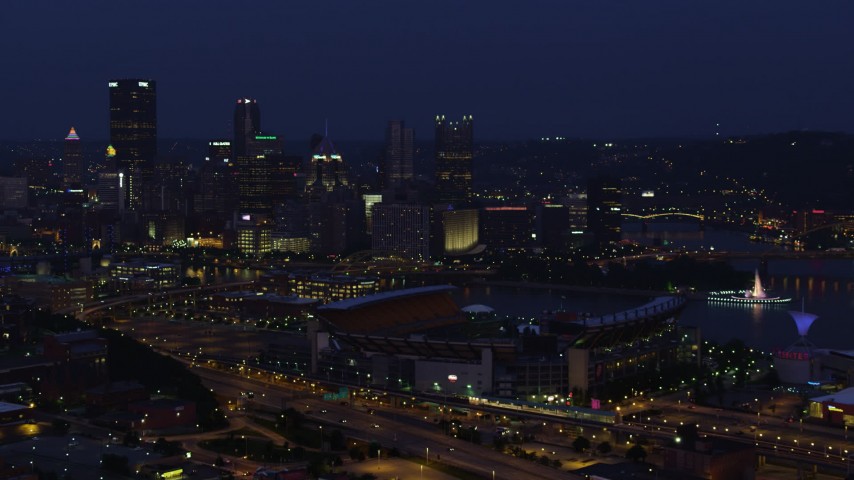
[237,134,283,215]
[62,127,84,188]
[196,140,235,230]
[434,114,473,204]
[306,135,348,192]
[384,120,414,187]
[371,203,431,261]
[586,176,622,246]
[233,98,261,158]
[109,79,156,210]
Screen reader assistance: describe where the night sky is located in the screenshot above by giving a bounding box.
[2,1,853,142]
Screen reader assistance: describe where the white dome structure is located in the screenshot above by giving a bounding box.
[462,304,495,314]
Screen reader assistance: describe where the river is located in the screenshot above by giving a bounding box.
[451,222,854,352]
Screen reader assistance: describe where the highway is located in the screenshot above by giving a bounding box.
[187,364,576,479]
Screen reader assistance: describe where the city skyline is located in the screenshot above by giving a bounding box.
[2,2,853,142]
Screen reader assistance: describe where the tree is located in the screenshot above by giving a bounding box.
[572,436,590,453]
[329,429,346,450]
[626,444,647,462]
[596,441,612,455]
[100,453,130,475]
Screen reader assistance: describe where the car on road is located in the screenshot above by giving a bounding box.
[339,419,347,423]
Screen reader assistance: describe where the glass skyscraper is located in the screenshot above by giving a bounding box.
[108,79,156,210]
[434,115,473,204]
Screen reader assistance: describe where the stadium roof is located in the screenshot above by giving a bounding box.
[582,296,685,327]
[318,285,457,311]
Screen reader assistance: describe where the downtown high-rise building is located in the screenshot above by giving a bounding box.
[586,175,622,246]
[371,203,431,261]
[237,134,283,215]
[306,134,348,192]
[109,79,157,210]
[434,115,473,204]
[62,127,84,188]
[233,98,261,158]
[383,120,414,187]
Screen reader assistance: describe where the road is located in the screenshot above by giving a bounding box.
[187,364,576,479]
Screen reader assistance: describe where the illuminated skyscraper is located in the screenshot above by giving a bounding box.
[238,134,283,215]
[434,115,473,204]
[233,98,261,158]
[62,127,83,188]
[371,204,431,261]
[109,79,157,210]
[306,135,348,192]
[384,120,414,187]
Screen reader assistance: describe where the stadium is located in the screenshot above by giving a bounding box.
[312,285,691,401]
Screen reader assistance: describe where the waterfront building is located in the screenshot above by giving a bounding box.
[108,261,180,292]
[109,79,156,210]
[434,115,473,204]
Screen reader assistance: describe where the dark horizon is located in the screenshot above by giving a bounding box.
[3,128,852,147]
[2,2,853,142]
